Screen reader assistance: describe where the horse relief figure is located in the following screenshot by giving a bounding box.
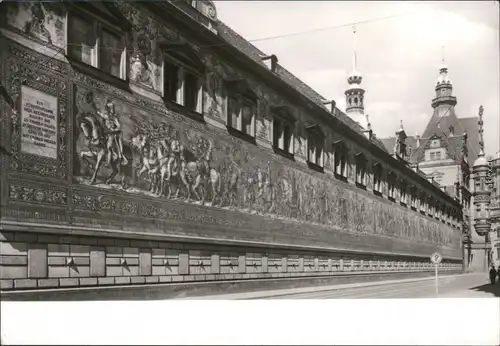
[179,134,216,204]
[158,128,183,199]
[220,159,241,208]
[79,97,130,188]
[254,162,273,214]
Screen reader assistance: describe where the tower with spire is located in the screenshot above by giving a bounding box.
[345,26,368,130]
[432,46,457,117]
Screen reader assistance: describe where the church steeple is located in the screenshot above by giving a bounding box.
[345,25,367,129]
[432,45,457,114]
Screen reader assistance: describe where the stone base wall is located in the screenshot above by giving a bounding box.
[0,231,464,291]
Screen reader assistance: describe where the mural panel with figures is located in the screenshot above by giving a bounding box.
[5,2,66,49]
[73,84,460,252]
[114,0,177,93]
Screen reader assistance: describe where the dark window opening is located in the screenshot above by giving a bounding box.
[164,61,179,102]
[184,71,198,111]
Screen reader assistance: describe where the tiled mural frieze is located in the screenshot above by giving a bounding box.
[0,1,464,287]
[0,38,462,259]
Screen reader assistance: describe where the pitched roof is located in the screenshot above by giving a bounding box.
[380,136,418,156]
[216,22,389,153]
[410,132,466,163]
[421,111,462,140]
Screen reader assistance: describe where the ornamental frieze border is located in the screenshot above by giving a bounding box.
[3,25,66,59]
[67,186,457,250]
[2,206,70,223]
[8,184,68,206]
[7,40,68,77]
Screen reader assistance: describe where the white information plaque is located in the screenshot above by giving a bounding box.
[20,86,58,159]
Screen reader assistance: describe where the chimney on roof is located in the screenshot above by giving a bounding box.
[416,133,421,148]
[323,100,336,114]
[261,54,278,73]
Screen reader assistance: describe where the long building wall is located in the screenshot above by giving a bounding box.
[0,2,463,290]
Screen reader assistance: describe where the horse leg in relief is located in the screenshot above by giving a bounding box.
[91,150,105,184]
[105,159,119,184]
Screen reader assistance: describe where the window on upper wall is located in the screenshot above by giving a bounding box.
[429,201,435,216]
[400,180,407,205]
[388,172,396,200]
[410,186,417,209]
[333,141,348,178]
[306,125,324,169]
[419,192,426,212]
[224,79,257,138]
[67,11,127,79]
[373,163,382,193]
[272,106,295,156]
[227,96,256,137]
[427,149,445,161]
[355,153,367,187]
[162,43,205,114]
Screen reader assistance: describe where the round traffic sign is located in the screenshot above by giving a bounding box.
[430,252,442,264]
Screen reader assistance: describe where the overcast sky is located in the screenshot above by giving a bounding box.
[215,1,500,157]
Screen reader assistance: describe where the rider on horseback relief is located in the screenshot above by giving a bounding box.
[96,99,128,167]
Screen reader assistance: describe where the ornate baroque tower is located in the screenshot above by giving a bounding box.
[431,47,457,117]
[345,26,368,130]
[472,106,491,238]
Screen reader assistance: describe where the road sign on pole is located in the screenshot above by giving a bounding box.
[430,252,442,295]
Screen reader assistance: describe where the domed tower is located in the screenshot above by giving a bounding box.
[431,46,457,116]
[345,26,368,129]
[472,105,491,237]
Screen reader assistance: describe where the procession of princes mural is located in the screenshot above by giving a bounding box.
[2,1,457,249]
[73,87,453,248]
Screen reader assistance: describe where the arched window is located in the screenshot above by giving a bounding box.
[354,97,358,105]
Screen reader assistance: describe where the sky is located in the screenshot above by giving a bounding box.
[214,1,500,158]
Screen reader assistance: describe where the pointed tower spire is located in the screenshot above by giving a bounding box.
[345,25,367,129]
[352,25,358,72]
[432,44,456,115]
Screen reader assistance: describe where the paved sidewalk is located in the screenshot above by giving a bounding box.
[175,272,467,300]
[438,282,500,298]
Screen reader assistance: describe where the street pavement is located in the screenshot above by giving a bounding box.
[178,272,500,299]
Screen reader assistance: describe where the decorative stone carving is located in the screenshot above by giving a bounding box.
[9,185,67,205]
[114,0,176,93]
[5,2,66,49]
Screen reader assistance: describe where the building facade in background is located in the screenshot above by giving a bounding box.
[0,1,462,291]
[379,61,490,270]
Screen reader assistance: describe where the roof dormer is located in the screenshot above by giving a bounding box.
[190,0,218,34]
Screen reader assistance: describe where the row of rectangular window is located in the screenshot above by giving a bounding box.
[65,10,460,227]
